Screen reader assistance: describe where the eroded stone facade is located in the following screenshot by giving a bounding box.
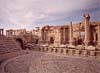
[5,29,37,45]
[0,13,100,51]
[37,13,100,48]
[0,13,100,73]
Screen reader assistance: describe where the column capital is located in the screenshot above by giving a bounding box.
[83,13,90,20]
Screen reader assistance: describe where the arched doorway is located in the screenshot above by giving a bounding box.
[16,38,24,49]
[50,37,54,44]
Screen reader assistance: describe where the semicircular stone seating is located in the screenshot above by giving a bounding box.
[0,36,22,55]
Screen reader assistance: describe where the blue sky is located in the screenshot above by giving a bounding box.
[0,0,100,30]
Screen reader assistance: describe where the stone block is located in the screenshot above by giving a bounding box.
[63,49,67,55]
[76,45,85,50]
[60,49,64,53]
[55,48,58,53]
[90,51,96,56]
[46,47,49,51]
[59,45,66,48]
[85,46,96,51]
[48,48,52,52]
[75,50,80,56]
[79,50,83,55]
[95,51,100,56]
[51,48,54,52]
[69,49,74,56]
[68,45,76,49]
[65,49,69,55]
[82,50,87,56]
[44,47,47,52]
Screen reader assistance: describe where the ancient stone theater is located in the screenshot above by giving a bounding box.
[0,13,100,73]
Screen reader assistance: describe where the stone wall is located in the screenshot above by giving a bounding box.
[28,46,100,59]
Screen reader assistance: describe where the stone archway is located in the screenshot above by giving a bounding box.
[16,38,24,49]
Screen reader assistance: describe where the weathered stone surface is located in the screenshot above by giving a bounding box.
[76,45,85,50]
[2,51,100,73]
[68,45,76,49]
[0,13,100,73]
[59,44,67,47]
[0,36,22,55]
[85,46,96,51]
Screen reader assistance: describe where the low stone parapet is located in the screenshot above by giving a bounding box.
[82,50,87,56]
[85,46,96,51]
[76,45,85,50]
[90,51,96,56]
[67,45,76,49]
[30,46,100,59]
[96,51,100,56]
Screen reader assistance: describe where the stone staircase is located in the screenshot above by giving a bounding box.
[0,36,22,55]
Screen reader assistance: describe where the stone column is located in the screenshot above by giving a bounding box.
[98,23,100,47]
[84,13,90,46]
[0,30,1,36]
[54,28,61,47]
[63,28,65,44]
[6,31,8,37]
[0,29,4,36]
[44,31,46,43]
[14,31,15,36]
[7,31,10,37]
[78,23,81,39]
[64,28,67,44]
[93,32,96,43]
[6,30,8,37]
[2,29,4,35]
[41,29,44,43]
[0,29,1,36]
[69,22,73,45]
[9,31,11,37]
[42,29,44,41]
[61,28,63,44]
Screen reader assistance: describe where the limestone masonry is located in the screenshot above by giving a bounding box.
[0,13,100,73]
[1,13,100,48]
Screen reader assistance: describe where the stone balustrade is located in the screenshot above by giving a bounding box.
[27,46,100,59]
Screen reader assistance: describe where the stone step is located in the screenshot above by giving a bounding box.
[0,48,21,55]
[0,36,22,55]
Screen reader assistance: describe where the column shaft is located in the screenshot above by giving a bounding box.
[69,22,73,45]
[0,30,1,36]
[63,28,65,44]
[84,13,90,46]
[98,23,100,46]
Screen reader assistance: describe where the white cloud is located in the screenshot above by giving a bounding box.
[38,14,46,19]
[0,0,99,29]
